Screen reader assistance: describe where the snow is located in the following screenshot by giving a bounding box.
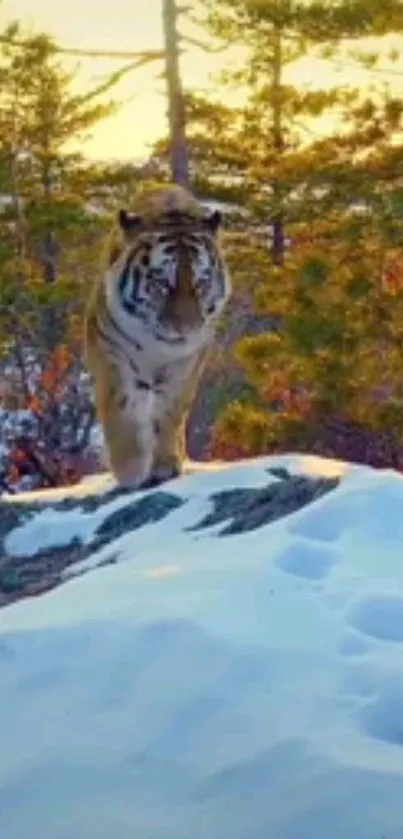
[5,505,101,556]
[1,454,403,838]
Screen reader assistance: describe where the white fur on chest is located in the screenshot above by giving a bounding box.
[119,350,197,446]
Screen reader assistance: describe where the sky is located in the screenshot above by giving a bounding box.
[0,0,232,161]
[1,0,402,163]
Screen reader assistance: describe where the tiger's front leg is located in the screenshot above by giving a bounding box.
[149,350,208,486]
[149,413,186,486]
[94,363,155,489]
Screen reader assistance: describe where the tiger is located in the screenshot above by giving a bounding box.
[84,182,231,489]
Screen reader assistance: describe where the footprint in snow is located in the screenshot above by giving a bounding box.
[275,539,337,581]
[338,634,370,658]
[347,595,403,643]
[340,668,378,712]
[360,682,403,747]
[290,497,351,543]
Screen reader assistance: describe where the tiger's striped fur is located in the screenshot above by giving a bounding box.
[84,183,231,488]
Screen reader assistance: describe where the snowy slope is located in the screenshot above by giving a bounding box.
[1,454,403,838]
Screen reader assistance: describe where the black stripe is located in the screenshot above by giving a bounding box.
[136,379,152,391]
[155,370,167,385]
[104,307,144,352]
[94,318,141,375]
[119,252,142,313]
[128,357,140,375]
[95,321,129,363]
[118,255,131,296]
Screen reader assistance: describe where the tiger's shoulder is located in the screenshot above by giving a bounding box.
[123,182,204,222]
[104,183,206,267]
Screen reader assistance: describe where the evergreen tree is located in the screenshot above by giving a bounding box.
[209,97,403,465]
[195,0,403,466]
[0,24,116,298]
[198,0,403,260]
[0,24,123,489]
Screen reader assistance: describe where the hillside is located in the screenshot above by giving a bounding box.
[0,454,403,838]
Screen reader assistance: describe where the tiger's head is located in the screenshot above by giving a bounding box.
[105,184,231,345]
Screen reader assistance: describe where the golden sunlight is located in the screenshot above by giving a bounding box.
[1,0,403,160]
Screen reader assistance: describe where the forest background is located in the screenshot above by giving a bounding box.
[2,0,403,492]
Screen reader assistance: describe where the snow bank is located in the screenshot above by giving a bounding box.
[0,454,403,838]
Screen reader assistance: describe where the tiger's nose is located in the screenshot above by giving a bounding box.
[164,288,202,327]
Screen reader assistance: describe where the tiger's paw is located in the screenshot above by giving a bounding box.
[140,461,182,490]
[112,454,153,490]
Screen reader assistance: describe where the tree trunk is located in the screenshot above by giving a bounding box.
[41,156,58,284]
[162,0,190,187]
[41,155,62,350]
[271,21,285,266]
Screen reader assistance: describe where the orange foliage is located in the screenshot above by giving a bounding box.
[39,344,72,394]
[27,395,43,414]
[5,343,94,491]
[206,438,252,462]
[381,258,403,294]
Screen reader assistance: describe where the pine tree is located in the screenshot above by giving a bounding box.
[0,24,116,293]
[0,24,123,490]
[197,0,403,258]
[195,0,403,466]
[210,102,403,466]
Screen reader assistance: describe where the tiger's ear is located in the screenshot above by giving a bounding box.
[118,209,142,235]
[203,209,222,236]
